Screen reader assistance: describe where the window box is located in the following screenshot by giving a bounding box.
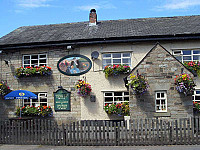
[104,91,129,116]
[15,66,52,78]
[16,105,53,117]
[104,102,130,116]
[103,64,131,78]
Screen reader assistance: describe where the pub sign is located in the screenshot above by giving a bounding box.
[54,89,71,111]
[57,54,92,76]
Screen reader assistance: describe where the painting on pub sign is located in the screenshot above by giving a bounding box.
[57,54,92,76]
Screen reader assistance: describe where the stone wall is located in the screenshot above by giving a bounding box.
[128,44,194,119]
[0,46,81,124]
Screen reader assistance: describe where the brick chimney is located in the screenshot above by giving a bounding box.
[89,9,97,26]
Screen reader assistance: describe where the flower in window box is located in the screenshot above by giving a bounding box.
[75,79,92,97]
[0,81,11,96]
[174,73,196,96]
[127,74,149,95]
[16,105,53,117]
[15,66,52,77]
[103,64,131,78]
[193,101,200,113]
[104,102,130,116]
[183,61,200,76]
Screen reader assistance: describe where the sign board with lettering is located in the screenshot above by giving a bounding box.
[54,89,71,111]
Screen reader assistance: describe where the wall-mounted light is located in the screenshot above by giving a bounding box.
[0,50,2,54]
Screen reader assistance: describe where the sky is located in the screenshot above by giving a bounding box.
[1,0,200,38]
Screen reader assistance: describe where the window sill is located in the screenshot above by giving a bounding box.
[154,112,171,117]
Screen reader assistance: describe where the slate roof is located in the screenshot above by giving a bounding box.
[1,15,200,47]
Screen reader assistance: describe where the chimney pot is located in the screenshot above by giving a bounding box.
[89,9,97,26]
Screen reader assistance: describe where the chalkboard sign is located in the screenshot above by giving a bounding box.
[54,89,71,111]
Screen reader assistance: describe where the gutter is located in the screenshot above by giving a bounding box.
[1,35,200,50]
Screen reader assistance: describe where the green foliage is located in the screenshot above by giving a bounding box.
[0,81,11,96]
[184,61,200,76]
[104,102,130,116]
[15,66,52,78]
[127,74,149,95]
[174,73,196,96]
[103,64,131,78]
[16,105,53,117]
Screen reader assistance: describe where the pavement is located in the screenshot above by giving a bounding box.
[0,145,200,150]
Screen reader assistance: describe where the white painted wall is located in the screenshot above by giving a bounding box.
[79,40,200,120]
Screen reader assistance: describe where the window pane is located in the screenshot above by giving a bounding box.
[193,50,200,54]
[24,56,30,59]
[183,50,191,55]
[175,56,182,61]
[193,56,200,61]
[103,54,111,58]
[183,56,191,61]
[24,60,30,64]
[113,59,121,64]
[161,100,165,104]
[40,98,47,102]
[105,97,113,102]
[113,53,121,58]
[105,93,112,96]
[157,93,160,98]
[31,60,38,64]
[39,59,47,64]
[114,97,122,101]
[196,91,200,94]
[156,100,160,104]
[32,99,39,102]
[31,55,38,59]
[122,58,130,64]
[123,53,130,57]
[39,55,46,58]
[161,93,164,98]
[124,97,129,101]
[114,92,122,96]
[195,96,200,100]
[124,92,129,95]
[103,59,111,65]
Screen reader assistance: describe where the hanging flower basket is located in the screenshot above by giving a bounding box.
[0,81,11,96]
[127,74,149,95]
[103,64,131,78]
[15,66,52,78]
[174,73,196,96]
[75,80,92,97]
[183,61,200,76]
[104,102,130,116]
[16,105,53,117]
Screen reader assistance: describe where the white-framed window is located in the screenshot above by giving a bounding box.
[104,91,129,105]
[155,91,167,112]
[102,52,131,69]
[23,93,48,107]
[23,54,47,67]
[173,49,200,63]
[193,90,200,103]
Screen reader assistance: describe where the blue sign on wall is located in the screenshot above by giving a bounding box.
[57,54,92,76]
